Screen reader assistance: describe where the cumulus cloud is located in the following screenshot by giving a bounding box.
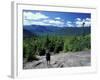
[76,18,81,21]
[86,18,91,21]
[55,17,61,20]
[24,12,63,26]
[43,19,64,27]
[75,21,83,27]
[65,18,91,27]
[23,11,91,27]
[24,12,48,20]
[49,20,63,24]
[24,12,65,27]
[24,20,31,25]
[74,18,91,27]
[66,21,74,27]
[84,18,91,27]
[51,20,64,27]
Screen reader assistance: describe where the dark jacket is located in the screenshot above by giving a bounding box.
[46,52,50,61]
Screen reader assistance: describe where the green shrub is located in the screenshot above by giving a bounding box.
[23,34,90,62]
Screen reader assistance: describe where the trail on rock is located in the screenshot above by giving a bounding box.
[23,50,90,69]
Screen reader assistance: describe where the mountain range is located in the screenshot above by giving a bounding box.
[23,25,90,37]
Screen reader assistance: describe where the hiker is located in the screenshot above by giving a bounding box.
[46,50,51,65]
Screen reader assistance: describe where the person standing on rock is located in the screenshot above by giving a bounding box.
[46,50,51,65]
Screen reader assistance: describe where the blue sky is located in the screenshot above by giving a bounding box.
[23,10,91,27]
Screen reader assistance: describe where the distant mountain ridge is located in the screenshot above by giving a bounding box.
[23,25,90,37]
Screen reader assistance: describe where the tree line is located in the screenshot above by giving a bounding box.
[23,35,90,62]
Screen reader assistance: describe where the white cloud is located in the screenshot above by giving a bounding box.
[23,11,91,27]
[48,20,64,27]
[55,17,61,20]
[74,18,91,27]
[24,12,32,20]
[86,18,91,21]
[24,12,48,20]
[76,18,81,21]
[24,18,65,27]
[49,20,61,24]
[84,21,91,27]
[24,19,32,25]
[33,19,64,27]
[66,21,74,27]
[75,18,83,27]
[32,21,50,26]
[84,18,91,27]
[75,21,83,27]
[23,12,65,27]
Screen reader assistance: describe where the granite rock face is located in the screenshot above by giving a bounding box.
[23,50,91,69]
